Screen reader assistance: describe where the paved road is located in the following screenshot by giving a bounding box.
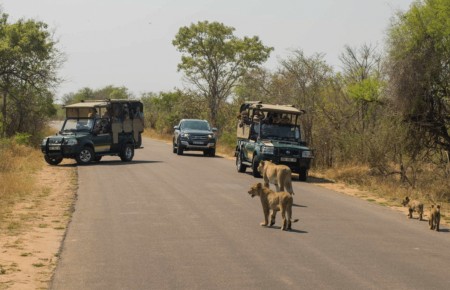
[51,137,450,290]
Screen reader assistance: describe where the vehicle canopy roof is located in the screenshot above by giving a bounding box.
[64,99,142,109]
[239,101,305,115]
[64,99,143,119]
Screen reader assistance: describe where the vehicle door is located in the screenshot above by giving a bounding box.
[92,118,112,153]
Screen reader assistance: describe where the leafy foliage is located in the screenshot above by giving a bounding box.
[386,0,450,155]
[173,21,273,126]
[0,12,62,138]
[142,90,207,134]
[61,85,132,105]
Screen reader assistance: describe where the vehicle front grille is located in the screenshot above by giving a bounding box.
[276,148,300,156]
[191,135,208,141]
[49,139,63,145]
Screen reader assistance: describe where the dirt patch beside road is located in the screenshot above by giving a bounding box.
[309,175,448,227]
[0,160,77,290]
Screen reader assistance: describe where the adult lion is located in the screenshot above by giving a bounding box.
[248,182,299,231]
[257,160,294,195]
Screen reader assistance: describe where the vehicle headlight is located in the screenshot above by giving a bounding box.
[181,133,190,138]
[41,138,48,145]
[208,134,214,139]
[64,139,78,146]
[302,151,313,158]
[261,146,274,155]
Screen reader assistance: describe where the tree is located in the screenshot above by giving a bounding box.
[339,44,383,132]
[61,85,132,105]
[279,50,333,146]
[386,0,450,156]
[172,21,273,126]
[141,90,205,134]
[0,12,62,137]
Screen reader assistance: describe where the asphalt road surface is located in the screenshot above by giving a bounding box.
[50,137,450,290]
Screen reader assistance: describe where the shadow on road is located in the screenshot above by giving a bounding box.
[90,160,163,166]
[241,172,335,185]
[265,226,308,234]
[293,203,307,208]
[52,160,162,167]
[175,153,223,159]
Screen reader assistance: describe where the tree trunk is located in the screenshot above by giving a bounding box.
[1,93,6,138]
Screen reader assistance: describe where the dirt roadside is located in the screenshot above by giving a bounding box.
[0,160,77,290]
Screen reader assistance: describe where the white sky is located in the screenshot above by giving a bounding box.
[1,0,413,99]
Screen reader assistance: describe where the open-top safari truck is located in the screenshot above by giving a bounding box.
[235,101,313,181]
[41,99,144,165]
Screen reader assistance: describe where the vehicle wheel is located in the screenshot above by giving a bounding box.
[76,147,94,165]
[299,168,308,182]
[135,133,142,148]
[176,138,184,155]
[236,152,247,173]
[209,148,216,157]
[44,155,63,166]
[252,156,262,178]
[172,141,177,154]
[120,143,134,162]
[94,156,102,162]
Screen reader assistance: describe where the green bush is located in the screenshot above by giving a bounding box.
[14,133,32,146]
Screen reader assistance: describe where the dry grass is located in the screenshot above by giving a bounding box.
[0,139,44,225]
[311,164,450,224]
[143,129,172,142]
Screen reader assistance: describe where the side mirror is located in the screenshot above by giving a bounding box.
[173,125,180,130]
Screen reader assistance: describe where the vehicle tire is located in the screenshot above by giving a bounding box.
[135,133,142,148]
[209,148,216,157]
[252,156,262,178]
[76,147,94,165]
[120,143,134,162]
[299,168,308,182]
[44,155,63,166]
[236,152,247,173]
[94,156,102,162]
[172,141,177,154]
[176,138,184,155]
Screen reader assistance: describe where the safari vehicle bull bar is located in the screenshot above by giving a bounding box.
[44,136,65,155]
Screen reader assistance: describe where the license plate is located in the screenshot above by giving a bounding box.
[281,157,297,162]
[49,146,60,151]
[193,141,204,145]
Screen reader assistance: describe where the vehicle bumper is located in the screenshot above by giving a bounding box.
[41,144,80,158]
[258,154,312,173]
[180,141,216,150]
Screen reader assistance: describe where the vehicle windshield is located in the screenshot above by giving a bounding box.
[61,118,94,132]
[260,123,301,142]
[181,120,210,131]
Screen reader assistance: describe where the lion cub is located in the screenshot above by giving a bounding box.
[401,197,424,221]
[258,160,294,195]
[248,182,298,231]
[429,205,441,232]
